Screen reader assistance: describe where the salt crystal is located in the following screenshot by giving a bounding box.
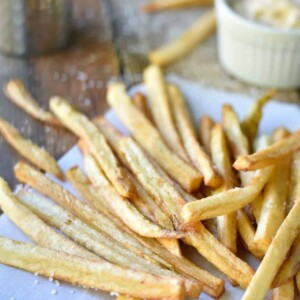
[50,289,57,295]
[110,292,119,297]
[34,272,39,276]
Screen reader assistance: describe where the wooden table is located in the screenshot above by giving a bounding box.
[0,0,299,187]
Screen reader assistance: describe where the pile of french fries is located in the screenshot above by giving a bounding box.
[0,66,299,300]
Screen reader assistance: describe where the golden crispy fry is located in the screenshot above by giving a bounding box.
[4,79,61,126]
[66,166,174,268]
[67,167,223,298]
[119,137,186,227]
[234,130,300,171]
[117,135,253,288]
[143,66,189,162]
[199,115,214,155]
[253,129,291,254]
[242,90,276,145]
[181,164,273,222]
[142,0,214,13]
[210,124,238,253]
[0,178,94,259]
[272,279,294,300]
[272,233,300,287]
[132,92,153,123]
[0,118,63,180]
[94,118,182,257]
[288,151,300,211]
[49,96,134,198]
[148,9,216,67]
[0,236,184,300]
[168,84,221,187]
[237,209,264,259]
[15,163,168,268]
[18,189,201,298]
[84,154,185,239]
[107,82,202,192]
[242,200,300,300]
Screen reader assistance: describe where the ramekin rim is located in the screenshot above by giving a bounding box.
[216,0,300,36]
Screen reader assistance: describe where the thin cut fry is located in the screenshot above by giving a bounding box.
[84,154,185,239]
[199,115,214,155]
[132,92,153,123]
[242,199,300,300]
[0,118,63,180]
[17,189,201,299]
[0,236,184,300]
[234,130,300,171]
[66,166,223,298]
[142,0,214,13]
[254,129,291,254]
[242,90,276,145]
[168,84,221,187]
[143,66,189,162]
[148,9,216,67]
[4,79,61,126]
[181,164,273,222]
[272,279,294,300]
[118,135,254,288]
[0,177,94,259]
[210,124,237,253]
[49,96,134,198]
[237,209,264,259]
[107,82,202,192]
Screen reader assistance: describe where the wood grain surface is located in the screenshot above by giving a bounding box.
[0,0,299,187]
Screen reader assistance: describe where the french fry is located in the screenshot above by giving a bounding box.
[14,162,170,268]
[66,166,174,268]
[0,236,184,300]
[199,115,214,155]
[237,209,264,259]
[168,84,221,187]
[288,151,300,211]
[84,154,185,239]
[49,96,135,198]
[142,0,214,13]
[242,199,300,300]
[4,79,61,126]
[143,66,189,162]
[210,124,237,253]
[118,135,254,288]
[66,166,223,298]
[242,90,276,145]
[132,92,153,123]
[272,233,300,287]
[181,164,273,222]
[107,82,202,192]
[253,129,291,254]
[272,279,294,300]
[17,189,201,298]
[148,9,216,67]
[0,177,95,259]
[0,118,63,180]
[234,130,300,171]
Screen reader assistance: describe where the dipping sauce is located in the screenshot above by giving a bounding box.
[233,0,300,29]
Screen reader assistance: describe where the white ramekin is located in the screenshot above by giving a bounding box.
[216,0,300,88]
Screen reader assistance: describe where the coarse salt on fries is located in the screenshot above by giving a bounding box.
[0,236,185,300]
[49,96,135,198]
[0,118,63,180]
